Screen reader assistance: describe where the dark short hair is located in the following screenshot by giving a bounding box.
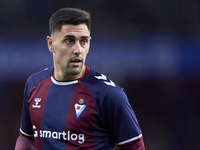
[49,7,91,34]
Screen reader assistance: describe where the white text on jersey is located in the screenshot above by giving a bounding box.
[33,125,85,144]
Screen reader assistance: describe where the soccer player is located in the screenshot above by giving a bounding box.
[15,7,145,150]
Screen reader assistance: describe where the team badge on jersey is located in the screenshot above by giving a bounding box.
[74,99,86,118]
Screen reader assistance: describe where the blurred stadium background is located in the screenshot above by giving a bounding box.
[0,1,200,149]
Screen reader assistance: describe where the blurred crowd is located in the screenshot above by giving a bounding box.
[0,1,200,36]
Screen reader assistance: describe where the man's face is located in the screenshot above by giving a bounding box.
[47,24,91,80]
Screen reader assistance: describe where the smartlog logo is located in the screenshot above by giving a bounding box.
[33,125,85,144]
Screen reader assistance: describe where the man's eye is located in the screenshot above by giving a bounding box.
[65,39,74,44]
[81,39,88,45]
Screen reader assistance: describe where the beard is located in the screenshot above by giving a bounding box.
[65,56,85,75]
[53,55,86,81]
[67,65,83,75]
[64,61,85,76]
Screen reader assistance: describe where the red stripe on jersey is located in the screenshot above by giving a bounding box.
[28,76,51,149]
[64,81,97,149]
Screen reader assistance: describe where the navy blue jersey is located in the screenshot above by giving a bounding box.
[19,66,142,150]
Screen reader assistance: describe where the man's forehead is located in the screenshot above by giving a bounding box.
[60,24,90,36]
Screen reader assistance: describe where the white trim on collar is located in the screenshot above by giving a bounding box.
[51,76,78,85]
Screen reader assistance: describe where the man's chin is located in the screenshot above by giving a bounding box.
[68,66,83,75]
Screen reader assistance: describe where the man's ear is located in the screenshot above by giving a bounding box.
[47,36,54,53]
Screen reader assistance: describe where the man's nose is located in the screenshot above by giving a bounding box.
[73,41,82,54]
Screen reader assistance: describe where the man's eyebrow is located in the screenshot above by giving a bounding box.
[81,36,90,39]
[63,35,76,39]
[63,35,90,39]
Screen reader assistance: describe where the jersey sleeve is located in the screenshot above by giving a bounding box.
[19,80,34,137]
[15,134,35,150]
[104,87,143,146]
[118,136,145,150]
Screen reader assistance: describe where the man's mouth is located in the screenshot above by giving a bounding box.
[70,58,82,66]
[71,58,81,62]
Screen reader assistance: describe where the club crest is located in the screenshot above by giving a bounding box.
[74,99,86,118]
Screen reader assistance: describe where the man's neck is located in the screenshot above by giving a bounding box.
[54,65,86,82]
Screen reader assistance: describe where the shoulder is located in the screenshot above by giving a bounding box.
[25,66,53,89]
[83,68,126,98]
[84,68,118,88]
